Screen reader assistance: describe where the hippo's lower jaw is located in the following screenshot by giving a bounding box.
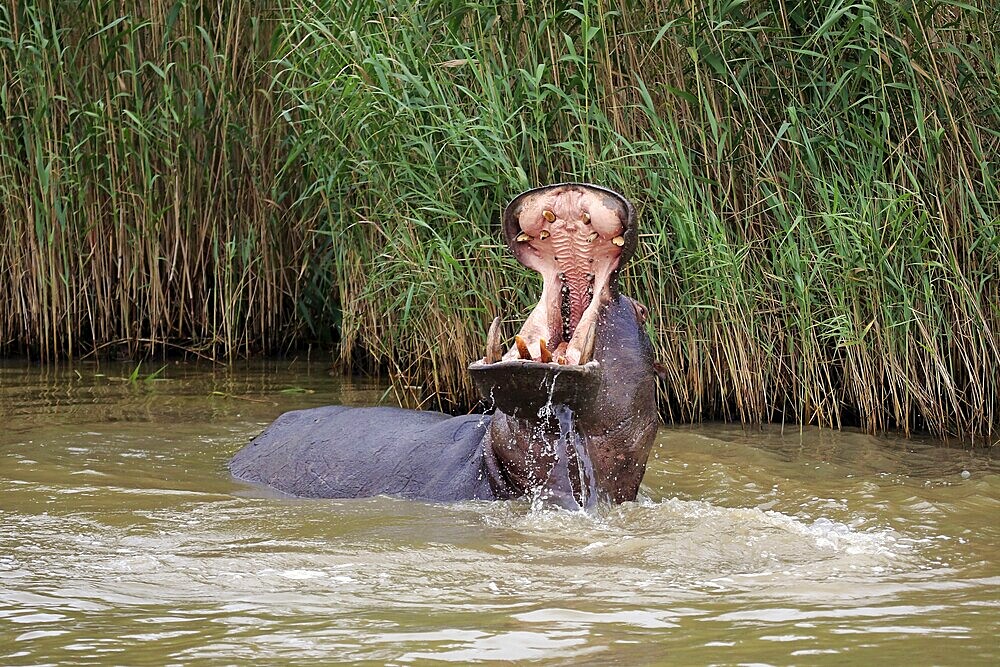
[469,360,601,416]
[472,289,658,507]
[228,183,657,507]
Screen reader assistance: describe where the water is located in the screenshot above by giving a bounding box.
[1,360,998,665]
[533,399,599,512]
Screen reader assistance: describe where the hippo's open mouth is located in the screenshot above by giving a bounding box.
[469,183,637,413]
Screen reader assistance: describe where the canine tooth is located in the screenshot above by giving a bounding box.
[612,235,625,246]
[578,320,598,364]
[514,335,531,360]
[542,209,555,222]
[516,232,532,242]
[539,338,553,363]
[539,230,549,240]
[485,316,502,363]
[587,231,599,243]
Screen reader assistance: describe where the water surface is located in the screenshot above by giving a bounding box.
[1,360,997,664]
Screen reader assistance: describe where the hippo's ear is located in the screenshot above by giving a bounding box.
[625,296,662,378]
[625,297,649,324]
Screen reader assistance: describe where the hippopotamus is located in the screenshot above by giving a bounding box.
[229,183,658,508]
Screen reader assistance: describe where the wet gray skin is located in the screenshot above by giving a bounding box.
[229,183,657,507]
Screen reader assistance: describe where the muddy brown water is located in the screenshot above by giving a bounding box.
[1,360,997,665]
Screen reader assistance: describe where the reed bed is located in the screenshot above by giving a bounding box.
[2,0,998,442]
[0,0,322,360]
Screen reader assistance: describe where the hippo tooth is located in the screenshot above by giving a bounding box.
[514,335,532,360]
[582,211,591,223]
[539,230,549,240]
[587,231,599,243]
[485,316,502,363]
[516,232,532,242]
[557,355,568,365]
[612,235,625,246]
[578,320,599,364]
[542,209,555,222]
[539,338,553,363]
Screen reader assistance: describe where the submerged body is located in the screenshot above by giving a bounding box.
[229,184,658,506]
[229,406,493,500]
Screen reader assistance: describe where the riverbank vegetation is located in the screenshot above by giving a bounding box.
[1,0,997,442]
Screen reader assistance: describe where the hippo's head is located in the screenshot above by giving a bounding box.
[469,183,658,507]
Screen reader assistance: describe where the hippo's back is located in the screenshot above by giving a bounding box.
[229,406,493,501]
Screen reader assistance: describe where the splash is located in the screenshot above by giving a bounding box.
[527,371,599,512]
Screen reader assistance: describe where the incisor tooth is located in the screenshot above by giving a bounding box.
[542,209,555,222]
[539,230,549,240]
[514,335,531,360]
[612,235,625,246]
[582,212,591,223]
[557,355,568,365]
[587,231,599,243]
[539,338,553,363]
[516,232,532,242]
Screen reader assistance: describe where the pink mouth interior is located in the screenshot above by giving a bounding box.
[504,186,627,365]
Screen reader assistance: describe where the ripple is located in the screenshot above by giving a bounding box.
[1,362,998,664]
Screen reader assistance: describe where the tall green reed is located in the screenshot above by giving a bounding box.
[0,0,317,360]
[275,0,998,440]
[1,0,997,442]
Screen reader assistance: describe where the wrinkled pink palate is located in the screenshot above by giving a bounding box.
[504,185,627,365]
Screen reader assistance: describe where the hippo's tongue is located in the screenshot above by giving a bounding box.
[490,183,637,366]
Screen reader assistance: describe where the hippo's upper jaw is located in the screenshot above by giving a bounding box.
[470,184,657,507]
[489,182,636,366]
[469,183,638,414]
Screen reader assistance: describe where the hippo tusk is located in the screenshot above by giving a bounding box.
[578,319,598,365]
[485,316,502,363]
